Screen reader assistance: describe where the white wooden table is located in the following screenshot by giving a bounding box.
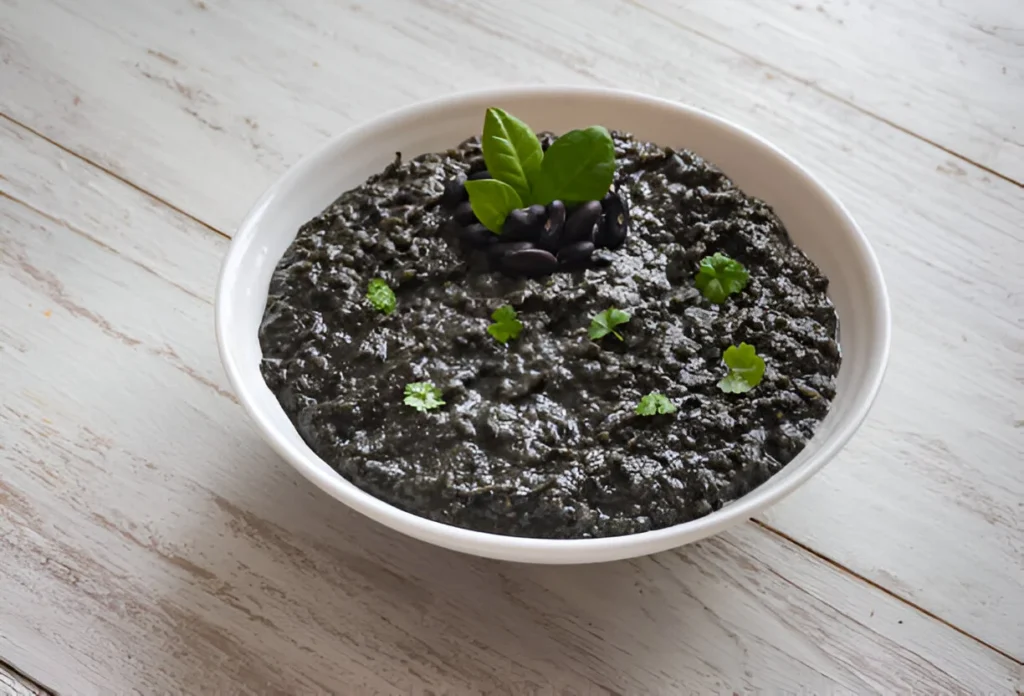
[1,0,1022,693]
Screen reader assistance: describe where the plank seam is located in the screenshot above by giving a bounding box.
[0,114,231,242]
[0,658,53,696]
[752,519,1024,667]
[2,96,1020,672]
[0,191,212,306]
[629,0,1024,190]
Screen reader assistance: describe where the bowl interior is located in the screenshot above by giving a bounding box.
[217,87,889,563]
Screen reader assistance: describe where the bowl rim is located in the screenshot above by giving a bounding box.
[216,85,891,563]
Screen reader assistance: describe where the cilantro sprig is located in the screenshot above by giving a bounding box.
[404,382,445,412]
[487,305,523,344]
[718,343,766,393]
[635,392,677,416]
[366,278,396,314]
[466,107,616,234]
[695,253,749,304]
[589,307,631,341]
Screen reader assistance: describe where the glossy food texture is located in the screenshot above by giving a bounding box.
[259,133,841,539]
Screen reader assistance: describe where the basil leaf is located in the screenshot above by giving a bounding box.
[482,107,543,203]
[534,126,616,205]
[465,178,523,234]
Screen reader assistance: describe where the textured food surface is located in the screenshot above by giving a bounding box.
[259,133,841,539]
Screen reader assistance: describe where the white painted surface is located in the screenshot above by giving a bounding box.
[645,0,1024,182]
[1,0,1023,691]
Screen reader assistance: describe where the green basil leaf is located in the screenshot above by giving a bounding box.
[534,126,616,205]
[465,178,523,234]
[482,107,543,203]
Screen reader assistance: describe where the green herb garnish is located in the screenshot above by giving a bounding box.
[534,126,616,205]
[695,253,749,304]
[482,107,544,204]
[718,343,765,393]
[404,382,445,412]
[487,305,523,344]
[467,108,617,233]
[589,307,631,341]
[465,178,523,234]
[366,278,396,314]
[635,392,677,416]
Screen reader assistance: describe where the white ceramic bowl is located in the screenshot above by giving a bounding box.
[216,86,890,563]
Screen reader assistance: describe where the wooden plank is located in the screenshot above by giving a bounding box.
[2,0,1023,655]
[1,115,1020,695]
[0,665,48,696]
[637,0,1024,183]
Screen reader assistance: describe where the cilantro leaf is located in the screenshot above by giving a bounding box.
[404,382,445,412]
[589,307,631,341]
[635,392,677,416]
[695,253,749,304]
[717,343,766,393]
[366,278,396,314]
[487,304,523,344]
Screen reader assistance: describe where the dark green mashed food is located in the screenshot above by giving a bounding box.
[259,132,841,539]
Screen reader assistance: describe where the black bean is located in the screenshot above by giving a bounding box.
[502,248,558,276]
[502,206,545,243]
[454,201,477,226]
[538,200,566,251]
[464,249,491,273]
[468,170,493,181]
[557,241,595,267]
[458,223,495,248]
[440,173,468,210]
[596,191,630,249]
[591,250,615,267]
[441,218,462,238]
[564,200,602,244]
[489,241,534,262]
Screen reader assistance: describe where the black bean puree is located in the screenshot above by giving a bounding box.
[259,132,841,539]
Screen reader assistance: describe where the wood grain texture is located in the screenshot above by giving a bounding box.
[3,0,1022,228]
[640,0,1024,183]
[1,116,1021,695]
[0,665,48,696]
[1,0,1023,656]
